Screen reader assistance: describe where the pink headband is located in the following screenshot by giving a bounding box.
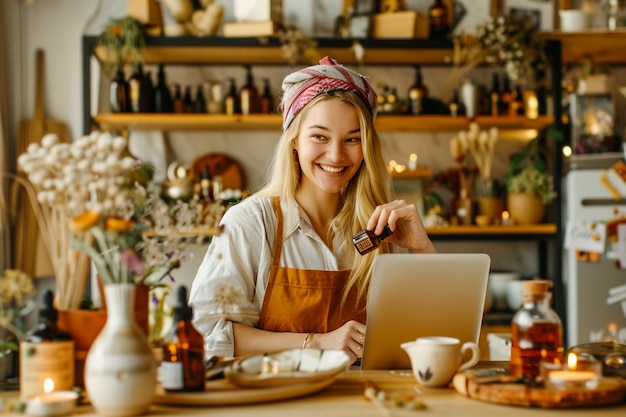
[281,56,378,130]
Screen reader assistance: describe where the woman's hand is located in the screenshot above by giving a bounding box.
[367,199,436,253]
[307,320,366,361]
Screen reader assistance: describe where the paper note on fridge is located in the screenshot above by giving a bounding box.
[565,220,607,253]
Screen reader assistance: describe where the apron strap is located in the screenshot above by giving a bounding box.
[271,197,283,267]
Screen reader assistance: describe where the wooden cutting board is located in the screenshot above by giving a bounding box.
[453,368,626,408]
[12,49,70,278]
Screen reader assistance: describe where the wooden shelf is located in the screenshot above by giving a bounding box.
[427,224,557,235]
[92,113,554,133]
[543,30,626,64]
[91,36,456,66]
[90,31,626,68]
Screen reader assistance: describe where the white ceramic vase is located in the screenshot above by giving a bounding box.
[85,284,157,416]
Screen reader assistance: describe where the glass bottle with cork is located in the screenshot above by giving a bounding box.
[510,280,563,380]
[19,290,74,400]
[161,286,205,392]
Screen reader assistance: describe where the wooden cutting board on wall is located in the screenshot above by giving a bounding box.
[12,49,70,279]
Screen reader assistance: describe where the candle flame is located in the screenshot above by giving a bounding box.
[410,153,417,162]
[43,378,54,394]
[502,211,509,220]
[567,353,577,369]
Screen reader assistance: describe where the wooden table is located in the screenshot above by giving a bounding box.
[4,370,626,417]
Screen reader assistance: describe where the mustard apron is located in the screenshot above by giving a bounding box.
[258,198,366,333]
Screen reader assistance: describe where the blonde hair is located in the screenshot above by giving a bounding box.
[255,90,392,306]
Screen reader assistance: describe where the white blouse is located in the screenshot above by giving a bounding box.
[188,196,354,358]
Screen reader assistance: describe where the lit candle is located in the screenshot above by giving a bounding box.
[26,378,78,417]
[408,153,418,171]
[542,353,601,389]
[501,210,513,226]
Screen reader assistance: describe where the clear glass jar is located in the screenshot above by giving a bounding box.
[509,280,563,379]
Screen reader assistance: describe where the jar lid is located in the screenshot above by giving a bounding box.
[522,279,551,295]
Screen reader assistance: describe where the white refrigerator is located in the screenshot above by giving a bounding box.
[564,164,626,348]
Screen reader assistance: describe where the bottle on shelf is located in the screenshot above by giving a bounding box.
[377,85,389,114]
[161,286,205,392]
[224,78,240,115]
[259,78,274,114]
[384,87,398,114]
[428,0,450,39]
[511,85,524,116]
[19,290,75,400]
[489,73,501,117]
[109,67,129,113]
[240,65,260,115]
[510,280,563,380]
[207,82,224,114]
[194,85,206,113]
[500,74,513,116]
[200,165,213,202]
[128,63,152,113]
[460,78,478,118]
[408,66,429,115]
[183,85,195,113]
[154,63,173,113]
[448,89,464,117]
[172,83,184,114]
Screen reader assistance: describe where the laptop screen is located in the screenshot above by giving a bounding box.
[360,253,491,370]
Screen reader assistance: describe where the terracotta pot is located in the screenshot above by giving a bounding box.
[506,192,546,225]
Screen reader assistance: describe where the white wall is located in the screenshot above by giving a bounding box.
[1,0,547,304]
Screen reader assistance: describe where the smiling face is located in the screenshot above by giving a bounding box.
[294,98,364,198]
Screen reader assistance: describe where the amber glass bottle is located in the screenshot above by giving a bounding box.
[510,280,563,380]
[352,225,393,255]
[128,63,151,113]
[428,0,450,39]
[225,78,240,115]
[183,85,194,113]
[408,66,428,115]
[172,84,184,113]
[194,85,206,113]
[259,78,274,114]
[161,286,205,392]
[109,67,129,113]
[154,64,173,113]
[240,65,260,115]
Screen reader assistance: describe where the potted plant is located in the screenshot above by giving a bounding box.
[97,16,146,73]
[505,129,560,225]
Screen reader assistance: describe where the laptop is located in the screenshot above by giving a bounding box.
[360,253,491,370]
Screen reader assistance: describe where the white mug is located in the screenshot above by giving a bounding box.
[401,336,480,387]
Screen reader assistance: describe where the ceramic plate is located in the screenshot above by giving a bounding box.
[153,377,335,406]
[225,348,352,388]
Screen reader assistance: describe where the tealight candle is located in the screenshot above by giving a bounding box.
[541,353,602,390]
[408,153,418,171]
[26,390,79,417]
[501,210,514,226]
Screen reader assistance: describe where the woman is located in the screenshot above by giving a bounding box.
[189,57,436,361]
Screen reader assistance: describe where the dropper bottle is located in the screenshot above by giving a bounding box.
[161,286,205,392]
